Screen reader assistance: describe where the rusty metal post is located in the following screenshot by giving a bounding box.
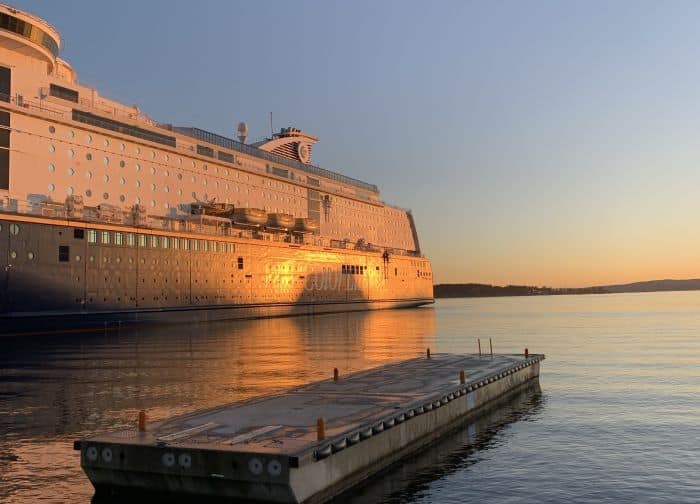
[478,339,481,357]
[460,369,465,384]
[489,338,493,358]
[525,348,529,359]
[138,410,146,432]
[333,368,339,381]
[426,348,431,359]
[317,417,326,441]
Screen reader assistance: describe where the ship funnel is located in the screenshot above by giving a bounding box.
[237,122,249,144]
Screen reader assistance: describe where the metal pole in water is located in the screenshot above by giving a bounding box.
[524,348,529,358]
[489,338,493,358]
[138,411,146,432]
[333,368,339,381]
[460,369,465,384]
[317,417,326,441]
[426,348,431,359]
[478,339,481,357]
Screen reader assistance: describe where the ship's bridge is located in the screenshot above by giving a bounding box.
[0,4,61,72]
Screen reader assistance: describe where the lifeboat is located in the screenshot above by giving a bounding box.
[294,217,320,233]
[190,202,235,218]
[266,213,295,229]
[232,207,267,226]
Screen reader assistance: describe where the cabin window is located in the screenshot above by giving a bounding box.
[161,236,169,249]
[150,236,158,248]
[101,231,110,245]
[237,257,244,270]
[172,238,179,250]
[58,245,70,262]
[395,267,398,276]
[87,229,97,243]
[192,240,199,251]
[212,241,218,253]
[114,232,123,246]
[126,233,135,247]
[183,238,190,250]
[138,234,147,248]
[50,83,79,103]
[73,229,84,239]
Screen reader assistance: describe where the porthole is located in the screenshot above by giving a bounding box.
[103,138,109,147]
[10,251,16,259]
[177,189,182,196]
[177,173,182,180]
[85,171,92,179]
[134,196,141,204]
[85,189,92,197]
[67,148,75,158]
[103,192,109,200]
[119,195,126,202]
[150,200,156,207]
[163,202,169,209]
[86,153,92,161]
[150,166,156,175]
[119,143,125,151]
[103,174,109,183]
[164,154,169,161]
[67,167,74,176]
[191,176,196,183]
[75,255,81,261]
[119,160,125,168]
[49,125,56,134]
[67,130,75,139]
[48,145,55,153]
[203,164,208,171]
[150,183,156,191]
[86,134,92,143]
[164,170,169,177]
[9,223,19,235]
[135,146,141,155]
[48,183,55,192]
[119,177,125,185]
[135,163,141,172]
[27,252,34,260]
[177,158,182,165]
[150,151,155,159]
[103,156,109,165]
[135,180,141,188]
[202,179,207,186]
[48,164,55,173]
[214,181,219,188]
[164,186,169,193]
[89,256,95,262]
[66,186,74,195]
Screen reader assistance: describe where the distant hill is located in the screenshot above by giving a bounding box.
[433,279,700,298]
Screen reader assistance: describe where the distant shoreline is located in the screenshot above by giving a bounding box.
[433,279,700,298]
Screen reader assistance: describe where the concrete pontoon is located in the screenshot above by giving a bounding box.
[75,352,544,503]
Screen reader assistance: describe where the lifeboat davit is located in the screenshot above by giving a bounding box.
[294,217,320,233]
[233,207,267,226]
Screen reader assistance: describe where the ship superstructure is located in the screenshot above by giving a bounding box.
[0,4,433,333]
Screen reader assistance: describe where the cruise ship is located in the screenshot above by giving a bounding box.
[0,5,433,334]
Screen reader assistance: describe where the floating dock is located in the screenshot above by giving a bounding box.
[75,352,544,503]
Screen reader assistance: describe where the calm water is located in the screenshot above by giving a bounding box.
[1,292,699,503]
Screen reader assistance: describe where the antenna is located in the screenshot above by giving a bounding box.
[237,122,248,144]
[270,111,273,138]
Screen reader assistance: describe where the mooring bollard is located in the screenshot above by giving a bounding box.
[460,369,465,384]
[317,417,326,441]
[489,338,493,358]
[524,348,529,358]
[478,339,481,357]
[426,348,431,359]
[333,368,339,381]
[138,410,146,432]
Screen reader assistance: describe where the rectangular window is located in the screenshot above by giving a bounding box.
[217,151,235,163]
[203,240,209,252]
[193,239,199,251]
[58,245,70,262]
[183,238,190,250]
[212,241,218,253]
[87,229,97,243]
[0,110,8,190]
[172,237,179,249]
[114,232,123,246]
[101,231,110,245]
[73,228,84,240]
[138,234,147,248]
[237,257,244,270]
[126,233,135,247]
[342,265,347,274]
[270,166,289,178]
[307,176,320,187]
[0,66,10,102]
[150,235,158,248]
[50,83,79,103]
[196,144,214,157]
[228,243,235,253]
[161,236,169,249]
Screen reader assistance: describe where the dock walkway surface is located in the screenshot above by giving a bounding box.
[76,352,544,503]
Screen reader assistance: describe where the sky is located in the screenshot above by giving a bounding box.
[14,0,700,287]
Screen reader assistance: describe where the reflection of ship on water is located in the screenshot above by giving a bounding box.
[342,382,544,504]
[0,308,435,441]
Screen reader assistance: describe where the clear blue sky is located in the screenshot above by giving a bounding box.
[16,0,700,286]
